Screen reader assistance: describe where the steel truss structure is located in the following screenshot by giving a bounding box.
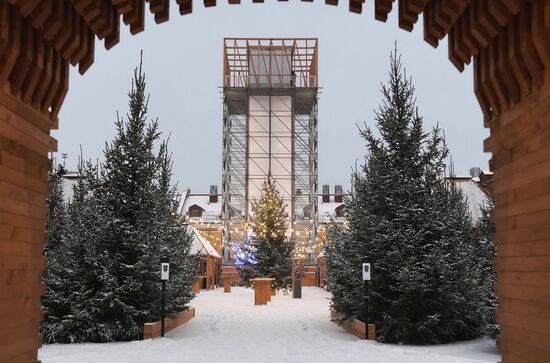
[222,38,319,262]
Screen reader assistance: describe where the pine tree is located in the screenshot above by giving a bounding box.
[42,159,121,343]
[247,177,294,291]
[42,54,199,343]
[59,159,121,343]
[94,54,198,340]
[44,162,67,254]
[324,223,362,319]
[41,162,69,341]
[473,191,498,339]
[325,46,486,344]
[154,144,200,317]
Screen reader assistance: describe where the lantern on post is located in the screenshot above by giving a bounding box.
[362,261,371,340]
[160,257,170,337]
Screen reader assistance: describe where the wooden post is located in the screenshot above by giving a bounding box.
[368,324,376,341]
[292,258,302,298]
[223,278,231,293]
[206,256,211,290]
[251,278,275,305]
[253,280,264,305]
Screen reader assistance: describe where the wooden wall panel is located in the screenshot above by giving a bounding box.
[486,67,550,363]
[0,88,52,363]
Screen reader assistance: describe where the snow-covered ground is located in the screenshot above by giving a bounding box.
[39,287,501,363]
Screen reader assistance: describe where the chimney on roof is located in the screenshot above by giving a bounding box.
[210,185,218,203]
[470,167,481,178]
[322,185,330,203]
[334,185,343,203]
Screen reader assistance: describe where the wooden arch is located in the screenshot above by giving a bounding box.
[0,1,549,362]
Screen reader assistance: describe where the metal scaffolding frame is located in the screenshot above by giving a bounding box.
[222,38,319,262]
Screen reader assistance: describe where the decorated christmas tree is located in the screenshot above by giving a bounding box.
[246,176,294,291]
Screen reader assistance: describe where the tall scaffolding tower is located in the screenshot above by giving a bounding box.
[222,38,319,262]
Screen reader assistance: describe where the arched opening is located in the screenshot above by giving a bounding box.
[0,1,549,362]
[57,2,487,198]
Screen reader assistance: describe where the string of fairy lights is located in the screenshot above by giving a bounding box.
[183,180,350,259]
[184,213,349,258]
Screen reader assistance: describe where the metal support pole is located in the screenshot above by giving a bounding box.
[364,279,369,340]
[161,279,166,338]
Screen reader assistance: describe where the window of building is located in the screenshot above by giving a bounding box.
[335,204,346,218]
[189,205,203,218]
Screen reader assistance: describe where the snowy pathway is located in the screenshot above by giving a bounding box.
[39,287,501,363]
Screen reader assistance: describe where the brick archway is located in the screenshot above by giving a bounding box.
[0,1,549,362]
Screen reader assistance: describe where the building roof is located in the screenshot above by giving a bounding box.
[224,38,318,88]
[61,172,80,203]
[189,226,221,259]
[447,177,490,222]
[318,195,346,222]
[180,190,347,223]
[180,191,222,221]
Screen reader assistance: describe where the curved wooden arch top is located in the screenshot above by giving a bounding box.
[1,1,550,363]
[0,0,548,125]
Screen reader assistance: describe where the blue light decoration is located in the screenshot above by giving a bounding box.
[231,241,257,267]
[231,229,258,267]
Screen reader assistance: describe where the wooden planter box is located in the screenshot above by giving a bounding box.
[143,307,195,339]
[330,309,375,340]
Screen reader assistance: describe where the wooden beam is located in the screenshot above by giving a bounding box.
[177,0,193,15]
[10,18,33,98]
[375,0,394,22]
[349,0,362,14]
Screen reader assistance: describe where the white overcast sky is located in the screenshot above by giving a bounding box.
[54,1,490,193]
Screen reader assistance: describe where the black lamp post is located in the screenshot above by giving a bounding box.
[160,257,170,337]
[362,260,371,340]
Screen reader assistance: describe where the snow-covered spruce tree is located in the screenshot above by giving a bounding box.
[44,162,67,253]
[472,190,498,339]
[62,160,122,343]
[325,47,485,344]
[324,223,363,318]
[42,56,198,343]
[154,144,200,317]
[96,55,198,341]
[41,162,69,341]
[42,159,120,343]
[410,175,487,343]
[247,177,294,291]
